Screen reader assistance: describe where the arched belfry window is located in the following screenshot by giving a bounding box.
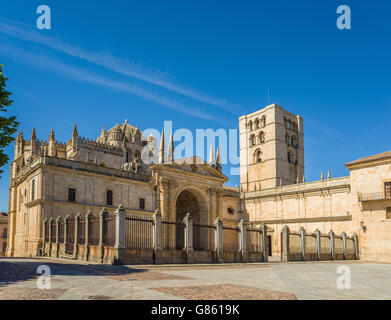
[254,149,262,163]
[250,134,256,146]
[258,131,265,144]
[248,120,253,131]
[254,118,259,129]
[261,116,266,127]
[106,190,113,206]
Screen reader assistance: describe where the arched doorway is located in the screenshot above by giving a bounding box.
[175,189,208,250]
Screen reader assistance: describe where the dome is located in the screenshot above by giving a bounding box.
[97,120,142,146]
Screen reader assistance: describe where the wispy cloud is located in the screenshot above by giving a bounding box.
[0,43,226,123]
[0,19,240,113]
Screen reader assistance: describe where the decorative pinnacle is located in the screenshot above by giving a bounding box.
[208,145,215,165]
[72,124,78,138]
[159,130,165,164]
[216,147,221,166]
[31,128,36,141]
[49,128,55,141]
[321,171,324,181]
[168,133,174,162]
[327,170,331,179]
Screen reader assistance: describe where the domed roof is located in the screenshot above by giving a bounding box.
[97,120,141,144]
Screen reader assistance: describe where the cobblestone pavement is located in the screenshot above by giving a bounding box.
[1,257,391,300]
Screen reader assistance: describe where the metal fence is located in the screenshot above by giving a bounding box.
[65,220,74,255]
[78,219,86,245]
[58,221,64,243]
[162,221,184,250]
[50,222,56,243]
[223,226,239,252]
[44,222,49,242]
[305,234,317,254]
[104,215,115,246]
[247,229,262,253]
[125,214,153,249]
[193,224,215,251]
[289,233,301,253]
[89,217,100,246]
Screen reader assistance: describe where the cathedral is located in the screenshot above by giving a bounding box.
[6,103,391,262]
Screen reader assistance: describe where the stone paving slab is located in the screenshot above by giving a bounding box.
[1,257,391,300]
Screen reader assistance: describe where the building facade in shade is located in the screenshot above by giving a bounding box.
[6,103,391,262]
[0,212,8,256]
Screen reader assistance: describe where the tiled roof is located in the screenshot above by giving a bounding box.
[346,150,391,168]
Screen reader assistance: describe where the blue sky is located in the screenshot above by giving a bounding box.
[0,0,390,211]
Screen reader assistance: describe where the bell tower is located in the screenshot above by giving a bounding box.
[239,103,304,191]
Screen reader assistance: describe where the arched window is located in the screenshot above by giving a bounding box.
[248,120,253,131]
[106,190,113,206]
[254,149,262,163]
[285,133,290,145]
[287,151,292,164]
[261,116,266,127]
[134,150,141,161]
[250,134,256,146]
[254,118,259,129]
[258,131,265,144]
[149,151,153,157]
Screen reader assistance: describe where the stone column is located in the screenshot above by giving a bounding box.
[214,216,223,263]
[281,225,290,262]
[299,227,306,261]
[329,230,335,260]
[152,209,163,264]
[341,231,347,260]
[114,204,126,264]
[48,217,53,257]
[83,211,92,261]
[73,213,80,259]
[315,229,321,261]
[55,216,61,258]
[98,208,108,263]
[159,178,170,220]
[352,233,359,260]
[183,212,194,264]
[261,224,268,262]
[238,219,248,263]
[42,218,47,255]
[63,215,69,255]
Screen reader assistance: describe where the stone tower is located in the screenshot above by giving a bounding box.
[239,103,304,191]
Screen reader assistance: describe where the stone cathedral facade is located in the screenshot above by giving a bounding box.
[6,103,391,262]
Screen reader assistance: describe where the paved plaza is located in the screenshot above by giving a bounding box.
[0,257,390,300]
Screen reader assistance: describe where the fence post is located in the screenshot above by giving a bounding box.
[238,219,248,263]
[63,215,69,255]
[261,224,268,262]
[352,233,359,260]
[48,217,53,257]
[329,230,335,260]
[281,225,290,262]
[152,209,162,264]
[315,228,321,261]
[98,208,108,263]
[299,227,306,261]
[114,204,126,264]
[183,212,194,264]
[55,216,61,258]
[214,216,223,263]
[73,213,80,259]
[341,231,347,260]
[42,218,47,256]
[84,211,92,261]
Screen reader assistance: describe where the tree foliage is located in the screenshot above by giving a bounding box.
[0,65,19,175]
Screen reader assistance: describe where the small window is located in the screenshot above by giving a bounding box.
[3,228,7,238]
[385,182,391,199]
[250,134,256,146]
[68,188,76,202]
[2,242,6,253]
[106,190,113,206]
[139,198,145,210]
[227,207,235,214]
[386,207,391,220]
[287,152,292,164]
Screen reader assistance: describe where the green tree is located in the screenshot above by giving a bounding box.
[0,65,19,175]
